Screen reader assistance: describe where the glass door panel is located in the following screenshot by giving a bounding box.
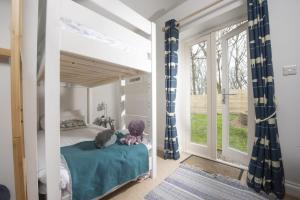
[190,40,208,146]
[221,24,252,166]
[227,29,248,152]
[187,34,212,158]
[184,21,253,165]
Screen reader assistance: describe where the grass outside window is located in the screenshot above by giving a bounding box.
[191,113,248,152]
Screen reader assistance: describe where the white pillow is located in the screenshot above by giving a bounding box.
[60,110,84,121]
[39,110,85,130]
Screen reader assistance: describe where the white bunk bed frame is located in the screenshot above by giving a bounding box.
[41,0,157,199]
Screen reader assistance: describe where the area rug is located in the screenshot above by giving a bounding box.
[181,155,244,180]
[144,164,275,200]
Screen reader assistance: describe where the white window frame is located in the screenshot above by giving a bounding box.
[181,19,254,168]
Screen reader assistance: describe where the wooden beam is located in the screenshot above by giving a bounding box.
[59,52,143,87]
[0,48,11,62]
[61,69,115,78]
[61,62,134,76]
[83,77,122,88]
[10,0,27,199]
[0,47,11,58]
[61,51,141,72]
[61,54,139,75]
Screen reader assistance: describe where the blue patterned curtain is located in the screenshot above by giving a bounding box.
[164,19,180,160]
[247,0,285,198]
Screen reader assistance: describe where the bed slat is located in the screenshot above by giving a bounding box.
[60,52,144,87]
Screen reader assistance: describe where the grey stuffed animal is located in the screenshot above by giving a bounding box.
[94,129,114,149]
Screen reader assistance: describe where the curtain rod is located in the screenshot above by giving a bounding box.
[162,0,224,32]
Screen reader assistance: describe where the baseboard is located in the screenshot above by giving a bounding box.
[286,180,300,197]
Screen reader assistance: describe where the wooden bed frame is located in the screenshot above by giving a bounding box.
[9,0,27,199]
[0,48,10,61]
[20,0,157,199]
[38,51,144,87]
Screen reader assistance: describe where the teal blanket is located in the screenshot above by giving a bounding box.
[61,141,149,200]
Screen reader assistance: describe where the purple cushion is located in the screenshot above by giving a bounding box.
[128,120,145,137]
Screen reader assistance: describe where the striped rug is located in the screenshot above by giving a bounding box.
[145,164,276,200]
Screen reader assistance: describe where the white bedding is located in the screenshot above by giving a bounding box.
[37,125,106,194]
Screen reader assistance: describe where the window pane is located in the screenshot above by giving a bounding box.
[215,21,248,155]
[190,41,208,145]
[227,30,248,153]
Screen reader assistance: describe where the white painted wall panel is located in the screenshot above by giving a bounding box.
[60,0,152,73]
[0,1,16,199]
[84,0,151,35]
[60,31,151,73]
[0,65,16,200]
[61,0,151,53]
[268,0,300,194]
[90,82,119,128]
[123,75,152,135]
[38,85,88,124]
[44,0,61,197]
[22,0,39,198]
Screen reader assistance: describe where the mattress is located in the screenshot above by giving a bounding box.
[37,125,151,198]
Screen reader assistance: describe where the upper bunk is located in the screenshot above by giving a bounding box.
[38,0,154,87]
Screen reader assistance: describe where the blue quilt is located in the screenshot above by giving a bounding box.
[61,141,149,200]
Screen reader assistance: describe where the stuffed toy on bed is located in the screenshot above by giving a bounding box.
[120,120,145,145]
[94,129,116,149]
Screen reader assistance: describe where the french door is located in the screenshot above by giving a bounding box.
[186,34,215,158]
[186,22,254,166]
[220,23,254,166]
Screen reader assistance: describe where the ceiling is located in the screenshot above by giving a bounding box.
[118,0,186,20]
[74,0,186,21]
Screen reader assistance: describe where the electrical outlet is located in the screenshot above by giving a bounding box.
[283,65,297,76]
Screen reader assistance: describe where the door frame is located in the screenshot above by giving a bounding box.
[183,33,217,160]
[220,22,254,166]
[182,21,254,167]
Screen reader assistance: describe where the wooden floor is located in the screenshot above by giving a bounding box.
[102,152,299,200]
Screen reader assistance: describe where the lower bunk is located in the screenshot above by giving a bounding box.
[38,125,150,200]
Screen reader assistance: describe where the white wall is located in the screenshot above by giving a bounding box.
[0,67,16,200]
[90,82,120,128]
[268,0,300,195]
[0,0,16,199]
[123,74,152,133]
[38,84,88,124]
[37,81,120,129]
[38,82,120,129]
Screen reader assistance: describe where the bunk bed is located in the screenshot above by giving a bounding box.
[37,0,157,199]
